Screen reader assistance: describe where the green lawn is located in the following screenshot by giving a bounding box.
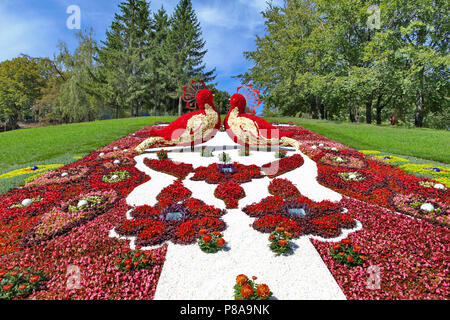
[0,116,177,172]
[267,117,450,164]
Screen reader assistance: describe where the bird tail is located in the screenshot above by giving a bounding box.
[280,137,300,150]
[135,136,167,153]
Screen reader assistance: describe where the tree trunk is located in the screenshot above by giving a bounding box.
[178,96,183,116]
[315,96,323,119]
[415,91,424,128]
[365,97,372,124]
[349,105,356,122]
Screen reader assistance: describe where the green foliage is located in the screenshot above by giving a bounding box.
[197,231,225,254]
[0,267,47,300]
[239,0,449,129]
[0,56,45,129]
[268,228,293,256]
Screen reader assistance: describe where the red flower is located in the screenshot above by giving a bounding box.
[347,256,354,263]
[341,238,351,245]
[124,259,132,265]
[236,274,248,286]
[276,227,285,232]
[256,284,271,298]
[278,239,288,246]
[18,284,27,291]
[353,244,363,252]
[135,245,142,250]
[198,229,208,235]
[252,276,257,280]
[202,234,212,243]
[240,284,254,298]
[3,284,12,291]
[217,238,225,247]
[332,244,341,251]
[29,275,40,283]
[339,252,345,256]
[269,234,275,241]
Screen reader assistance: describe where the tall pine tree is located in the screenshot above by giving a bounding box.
[165,0,216,115]
[94,0,154,118]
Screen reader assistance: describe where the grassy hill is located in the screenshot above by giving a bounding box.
[266,117,449,164]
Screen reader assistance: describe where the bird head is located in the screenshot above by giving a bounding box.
[196,89,215,110]
[230,93,247,114]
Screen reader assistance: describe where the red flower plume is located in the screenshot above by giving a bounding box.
[182,80,207,110]
[236,84,261,114]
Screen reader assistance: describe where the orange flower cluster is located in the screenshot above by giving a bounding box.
[234,274,272,300]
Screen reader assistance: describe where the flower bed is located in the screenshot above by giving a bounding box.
[22,189,119,246]
[0,121,448,300]
[143,158,193,180]
[311,197,449,299]
[314,149,368,170]
[0,189,62,222]
[244,179,352,239]
[214,180,246,208]
[115,180,227,246]
[191,162,263,184]
[261,154,304,178]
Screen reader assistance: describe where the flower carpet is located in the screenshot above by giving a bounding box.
[0,122,448,300]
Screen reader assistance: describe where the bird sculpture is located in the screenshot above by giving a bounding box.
[135,81,221,153]
[224,85,299,150]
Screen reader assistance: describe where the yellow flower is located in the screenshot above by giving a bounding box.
[398,164,449,179]
[359,150,380,155]
[0,164,63,180]
[374,155,408,164]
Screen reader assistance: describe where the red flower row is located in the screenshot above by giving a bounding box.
[214,180,246,208]
[143,158,193,180]
[261,154,304,178]
[268,178,301,199]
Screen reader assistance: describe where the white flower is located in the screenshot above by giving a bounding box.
[111,174,119,180]
[114,160,121,165]
[311,145,317,149]
[335,157,344,162]
[99,153,105,157]
[77,200,88,207]
[319,143,324,147]
[420,203,434,212]
[61,172,69,177]
[434,183,445,190]
[348,173,357,180]
[331,147,338,151]
[21,199,33,207]
[113,147,118,150]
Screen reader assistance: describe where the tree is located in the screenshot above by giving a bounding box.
[55,30,101,123]
[238,0,449,128]
[0,55,44,130]
[94,0,154,118]
[211,88,231,115]
[164,0,216,115]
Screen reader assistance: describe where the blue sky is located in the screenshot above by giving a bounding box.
[0,0,282,114]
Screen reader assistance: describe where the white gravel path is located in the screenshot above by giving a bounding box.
[109,132,361,300]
